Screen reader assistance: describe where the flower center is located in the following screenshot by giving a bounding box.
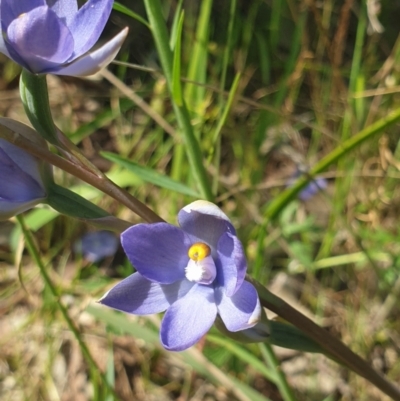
[188,242,210,261]
[185,243,216,285]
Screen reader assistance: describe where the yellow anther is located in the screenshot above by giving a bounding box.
[188,242,211,262]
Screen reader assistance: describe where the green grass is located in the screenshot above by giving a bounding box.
[1,0,400,400]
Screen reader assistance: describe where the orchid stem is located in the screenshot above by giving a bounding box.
[16,215,122,401]
[20,70,58,144]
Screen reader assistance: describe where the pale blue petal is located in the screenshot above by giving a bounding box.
[216,280,261,332]
[298,177,328,201]
[75,231,118,263]
[48,0,77,26]
[0,198,44,221]
[68,0,113,58]
[121,221,192,284]
[99,273,194,315]
[160,284,217,351]
[0,0,45,26]
[0,5,10,58]
[216,232,247,296]
[0,139,44,186]
[0,0,46,68]
[6,6,74,73]
[53,28,128,76]
[0,146,45,201]
[178,209,236,252]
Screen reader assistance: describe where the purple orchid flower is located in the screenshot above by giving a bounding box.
[74,230,118,263]
[298,177,327,201]
[0,118,51,220]
[99,200,261,351]
[0,0,128,76]
[287,170,328,201]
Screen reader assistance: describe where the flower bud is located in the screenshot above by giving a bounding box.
[0,118,51,220]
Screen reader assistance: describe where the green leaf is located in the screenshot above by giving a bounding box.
[172,10,184,106]
[269,320,325,353]
[169,0,184,49]
[113,2,150,28]
[46,183,109,220]
[101,151,200,197]
[211,73,241,144]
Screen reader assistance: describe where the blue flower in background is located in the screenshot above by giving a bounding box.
[74,230,118,263]
[298,177,327,201]
[287,170,328,201]
[100,200,261,351]
[0,0,128,76]
[0,118,50,220]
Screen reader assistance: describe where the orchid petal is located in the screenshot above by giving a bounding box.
[6,6,74,73]
[48,0,78,27]
[160,284,217,351]
[74,231,118,263]
[53,28,128,76]
[216,232,247,296]
[0,138,46,186]
[121,222,192,284]
[0,0,45,26]
[216,280,261,332]
[181,200,232,222]
[298,177,328,201]
[178,204,236,251]
[99,273,194,315]
[0,199,45,221]
[0,0,46,70]
[0,145,45,201]
[68,0,113,58]
[0,0,126,76]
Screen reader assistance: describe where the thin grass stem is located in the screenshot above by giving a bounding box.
[259,343,297,401]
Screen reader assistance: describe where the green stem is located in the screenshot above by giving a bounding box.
[219,0,237,104]
[259,343,297,401]
[184,0,212,107]
[143,0,213,201]
[248,276,400,401]
[17,215,121,401]
[20,70,58,144]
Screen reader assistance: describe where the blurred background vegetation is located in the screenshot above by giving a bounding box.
[1,0,400,400]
